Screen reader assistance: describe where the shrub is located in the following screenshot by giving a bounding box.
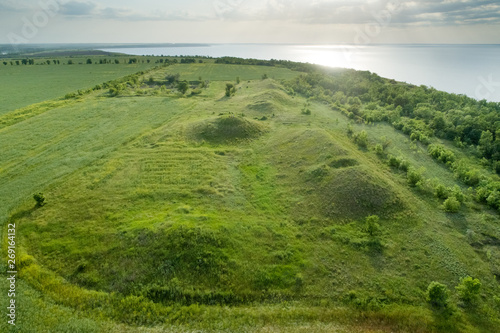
[33,193,45,207]
[346,124,354,137]
[434,183,449,199]
[486,190,500,210]
[388,155,400,168]
[443,197,460,213]
[364,215,380,236]
[399,159,410,172]
[225,83,234,97]
[455,276,481,305]
[451,185,466,203]
[177,81,189,95]
[354,130,369,149]
[407,168,423,187]
[428,144,456,164]
[426,282,449,309]
[190,89,202,96]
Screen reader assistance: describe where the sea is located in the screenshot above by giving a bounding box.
[100,44,500,102]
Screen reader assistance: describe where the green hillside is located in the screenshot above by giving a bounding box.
[1,57,500,333]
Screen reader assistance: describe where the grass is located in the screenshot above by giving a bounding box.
[153,62,300,82]
[1,60,500,332]
[0,59,155,115]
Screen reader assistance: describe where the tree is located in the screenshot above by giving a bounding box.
[354,130,369,148]
[347,124,354,137]
[434,183,449,199]
[86,58,92,64]
[225,83,235,97]
[67,60,74,65]
[166,73,180,84]
[456,276,481,305]
[262,73,268,80]
[364,215,380,236]
[177,81,189,95]
[427,281,449,309]
[443,196,460,213]
[33,193,46,207]
[407,167,424,187]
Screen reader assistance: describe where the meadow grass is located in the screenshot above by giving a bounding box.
[0,59,155,115]
[1,61,500,332]
[153,62,300,82]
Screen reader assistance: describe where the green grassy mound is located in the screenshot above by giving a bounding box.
[316,166,405,220]
[193,116,266,143]
[246,88,292,113]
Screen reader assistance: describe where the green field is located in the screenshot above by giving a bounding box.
[0,58,156,115]
[154,62,300,81]
[1,58,500,333]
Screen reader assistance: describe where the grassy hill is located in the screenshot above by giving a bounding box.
[1,57,500,332]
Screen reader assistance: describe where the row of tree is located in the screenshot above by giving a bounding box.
[1,57,202,66]
[283,69,500,211]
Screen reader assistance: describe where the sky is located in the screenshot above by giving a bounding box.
[1,0,500,45]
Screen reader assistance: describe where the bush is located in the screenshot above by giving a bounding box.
[451,185,466,203]
[354,130,369,149]
[428,144,456,164]
[364,215,380,236]
[434,183,449,199]
[165,73,180,84]
[346,124,354,137]
[455,276,481,305]
[407,168,423,187]
[443,197,460,213]
[388,155,400,168]
[399,159,410,172]
[177,81,189,95]
[33,193,45,207]
[426,282,449,309]
[225,83,234,97]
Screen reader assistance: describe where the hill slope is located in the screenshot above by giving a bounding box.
[1,59,500,333]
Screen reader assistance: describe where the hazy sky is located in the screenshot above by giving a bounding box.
[1,0,500,44]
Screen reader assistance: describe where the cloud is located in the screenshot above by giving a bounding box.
[59,1,96,16]
[216,0,500,26]
[0,0,30,12]
[9,0,499,27]
[376,0,500,26]
[56,0,210,21]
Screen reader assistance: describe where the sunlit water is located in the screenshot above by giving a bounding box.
[100,44,500,102]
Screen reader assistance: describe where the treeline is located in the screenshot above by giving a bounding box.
[1,57,199,66]
[284,71,500,166]
[215,57,315,73]
[284,70,500,211]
